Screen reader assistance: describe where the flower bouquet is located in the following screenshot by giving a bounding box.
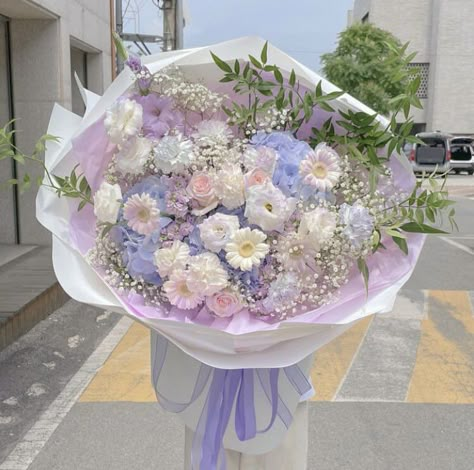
[4,36,454,468]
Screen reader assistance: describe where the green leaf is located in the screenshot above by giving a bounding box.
[210,52,233,74]
[392,236,409,255]
[400,222,448,234]
[273,68,283,84]
[113,31,128,61]
[357,258,370,293]
[260,41,268,64]
[289,69,296,87]
[234,59,240,74]
[248,55,262,69]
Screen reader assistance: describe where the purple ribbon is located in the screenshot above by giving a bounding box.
[151,334,312,470]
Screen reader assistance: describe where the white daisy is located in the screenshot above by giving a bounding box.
[299,144,341,192]
[123,193,160,235]
[225,227,269,271]
[163,270,204,310]
[154,241,190,277]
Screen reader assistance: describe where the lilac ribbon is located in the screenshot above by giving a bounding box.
[151,334,312,470]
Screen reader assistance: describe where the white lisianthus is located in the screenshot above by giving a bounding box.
[154,133,194,174]
[154,241,190,277]
[198,213,240,253]
[299,207,337,246]
[104,99,143,144]
[187,252,228,296]
[225,227,269,271]
[93,181,122,224]
[214,162,245,210]
[277,232,319,273]
[115,136,152,175]
[244,182,297,232]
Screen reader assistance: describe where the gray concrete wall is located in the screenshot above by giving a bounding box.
[352,0,372,21]
[0,0,112,245]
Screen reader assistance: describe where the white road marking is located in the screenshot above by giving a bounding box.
[439,236,474,256]
[0,316,132,470]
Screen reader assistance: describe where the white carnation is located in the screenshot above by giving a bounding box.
[193,120,233,147]
[198,213,240,253]
[187,252,228,296]
[93,182,122,224]
[299,207,337,246]
[104,99,143,144]
[154,134,194,174]
[116,136,152,175]
[154,241,190,277]
[214,162,245,209]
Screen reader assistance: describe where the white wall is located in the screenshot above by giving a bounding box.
[0,0,112,245]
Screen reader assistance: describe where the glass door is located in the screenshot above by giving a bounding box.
[0,15,18,244]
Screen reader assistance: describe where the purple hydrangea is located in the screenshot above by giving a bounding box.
[132,94,182,138]
[339,203,375,249]
[251,131,312,196]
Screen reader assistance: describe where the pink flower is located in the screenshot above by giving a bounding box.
[187,172,218,208]
[206,289,243,318]
[123,193,160,235]
[244,168,270,189]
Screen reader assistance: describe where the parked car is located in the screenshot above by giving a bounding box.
[449,137,474,175]
[409,132,452,174]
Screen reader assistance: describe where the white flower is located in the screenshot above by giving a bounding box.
[93,182,122,224]
[299,207,337,246]
[276,232,319,273]
[154,241,190,277]
[104,99,143,144]
[123,193,160,235]
[225,227,269,271]
[164,269,203,310]
[206,289,243,318]
[244,182,297,232]
[193,120,233,147]
[154,134,194,174]
[214,162,245,210]
[299,143,341,192]
[243,146,278,175]
[187,252,228,296]
[115,136,152,175]
[198,213,240,253]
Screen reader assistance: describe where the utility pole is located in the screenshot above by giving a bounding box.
[115,0,124,72]
[162,0,184,51]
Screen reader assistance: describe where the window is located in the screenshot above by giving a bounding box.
[361,13,369,23]
[70,46,88,116]
[407,63,430,99]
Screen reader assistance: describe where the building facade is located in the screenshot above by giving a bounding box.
[0,0,113,245]
[349,0,474,136]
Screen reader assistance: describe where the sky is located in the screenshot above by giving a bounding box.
[122,0,354,71]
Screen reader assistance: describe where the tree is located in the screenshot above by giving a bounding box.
[321,23,415,115]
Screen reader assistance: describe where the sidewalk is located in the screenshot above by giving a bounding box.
[1,289,474,469]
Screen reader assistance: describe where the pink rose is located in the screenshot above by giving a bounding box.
[187,172,218,207]
[244,168,270,189]
[206,290,243,318]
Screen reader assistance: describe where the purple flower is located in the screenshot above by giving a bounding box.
[133,94,182,138]
[111,226,162,285]
[339,203,374,249]
[251,132,312,196]
[126,55,143,73]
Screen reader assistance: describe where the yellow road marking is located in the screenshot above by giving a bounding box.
[407,291,474,403]
[310,316,373,401]
[80,322,155,402]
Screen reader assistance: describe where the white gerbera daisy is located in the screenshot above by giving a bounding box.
[154,133,194,174]
[299,144,341,192]
[163,269,204,310]
[187,252,228,296]
[123,193,160,235]
[154,241,190,277]
[193,120,233,147]
[225,227,269,271]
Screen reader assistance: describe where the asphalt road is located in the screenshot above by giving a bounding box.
[0,175,473,470]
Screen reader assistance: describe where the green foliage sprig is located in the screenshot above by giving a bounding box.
[0,120,92,210]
